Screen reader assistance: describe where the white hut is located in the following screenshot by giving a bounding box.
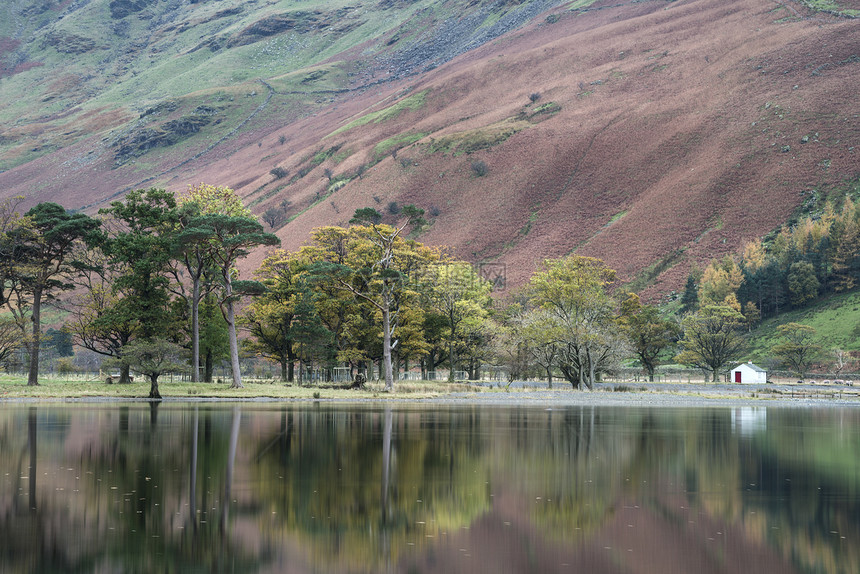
[731,362,767,384]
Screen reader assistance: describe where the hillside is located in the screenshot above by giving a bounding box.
[1,0,858,296]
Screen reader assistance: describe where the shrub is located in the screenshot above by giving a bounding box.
[471,160,488,177]
[270,166,289,179]
[387,201,401,215]
[529,92,542,103]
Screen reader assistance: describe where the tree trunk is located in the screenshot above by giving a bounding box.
[280,356,288,382]
[382,294,394,392]
[448,337,456,382]
[119,363,132,385]
[191,278,200,382]
[204,348,214,382]
[546,366,553,388]
[584,347,595,390]
[27,287,42,386]
[224,274,243,389]
[149,374,162,400]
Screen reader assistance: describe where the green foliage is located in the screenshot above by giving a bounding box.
[117,337,188,399]
[771,323,823,379]
[99,189,180,340]
[676,305,746,381]
[525,255,626,389]
[3,202,101,385]
[680,274,699,315]
[619,293,681,381]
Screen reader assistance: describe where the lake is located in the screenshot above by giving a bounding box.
[1,402,857,573]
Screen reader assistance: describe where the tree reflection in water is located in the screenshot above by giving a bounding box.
[0,404,858,573]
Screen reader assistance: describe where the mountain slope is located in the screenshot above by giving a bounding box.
[1,0,858,296]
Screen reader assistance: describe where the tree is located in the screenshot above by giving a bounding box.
[174,184,254,382]
[675,305,746,382]
[831,215,860,292]
[0,319,21,369]
[4,203,100,386]
[619,293,680,381]
[831,349,853,377]
[100,188,181,339]
[787,261,819,307]
[742,301,761,332]
[772,323,822,379]
[243,250,329,382]
[42,328,74,357]
[519,308,558,386]
[422,261,492,381]
[64,247,137,382]
[311,206,426,391]
[97,189,182,384]
[699,256,743,307]
[189,214,279,388]
[679,274,698,315]
[117,338,187,399]
[198,293,230,382]
[526,255,623,389]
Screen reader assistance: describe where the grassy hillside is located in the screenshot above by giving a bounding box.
[747,290,860,361]
[1,0,858,295]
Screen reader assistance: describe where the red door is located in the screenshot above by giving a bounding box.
[734,371,742,383]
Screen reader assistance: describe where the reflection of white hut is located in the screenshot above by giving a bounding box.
[731,407,767,436]
[731,362,767,384]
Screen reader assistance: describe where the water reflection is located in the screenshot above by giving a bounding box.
[1,403,858,573]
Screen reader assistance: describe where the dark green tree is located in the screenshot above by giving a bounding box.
[5,203,100,386]
[679,274,698,315]
[99,189,181,339]
[619,293,681,382]
[199,293,230,382]
[118,338,188,399]
[184,214,279,388]
[42,328,74,357]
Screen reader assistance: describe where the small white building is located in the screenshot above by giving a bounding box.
[731,362,767,384]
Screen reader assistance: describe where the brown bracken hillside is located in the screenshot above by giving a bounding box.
[1,0,857,297]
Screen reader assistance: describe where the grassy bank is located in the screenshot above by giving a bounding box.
[0,374,479,400]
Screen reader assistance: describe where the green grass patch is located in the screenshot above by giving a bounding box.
[330,90,429,136]
[608,209,628,225]
[797,0,860,16]
[519,101,561,122]
[428,118,527,155]
[374,132,428,158]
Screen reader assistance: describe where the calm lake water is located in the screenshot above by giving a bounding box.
[1,403,858,574]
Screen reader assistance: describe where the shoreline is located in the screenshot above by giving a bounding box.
[2,381,858,408]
